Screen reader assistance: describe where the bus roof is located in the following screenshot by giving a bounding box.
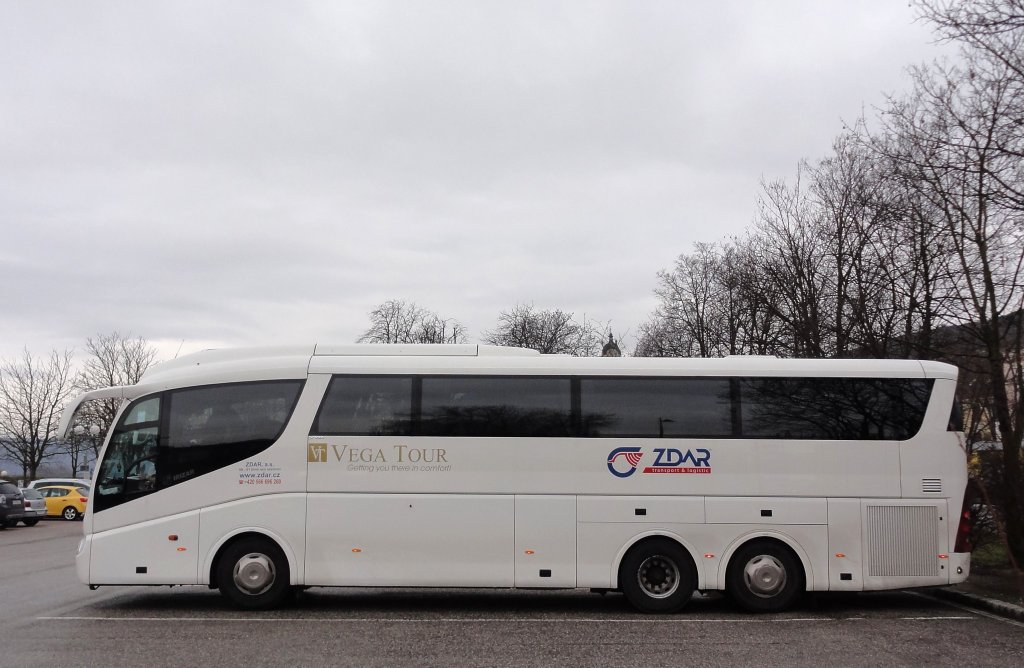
[134,344,957,385]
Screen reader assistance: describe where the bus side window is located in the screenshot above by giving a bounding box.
[949,397,964,432]
[313,376,413,436]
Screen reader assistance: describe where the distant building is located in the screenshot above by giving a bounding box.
[601,334,621,357]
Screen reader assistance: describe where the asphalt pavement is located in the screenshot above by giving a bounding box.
[2,521,1022,667]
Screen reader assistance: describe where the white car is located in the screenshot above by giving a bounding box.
[27,478,92,492]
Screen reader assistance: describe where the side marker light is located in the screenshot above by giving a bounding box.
[835,553,846,558]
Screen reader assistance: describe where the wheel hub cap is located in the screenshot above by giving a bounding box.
[743,555,786,598]
[637,555,680,599]
[233,553,275,595]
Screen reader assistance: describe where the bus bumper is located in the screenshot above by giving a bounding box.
[76,535,92,585]
[949,551,970,584]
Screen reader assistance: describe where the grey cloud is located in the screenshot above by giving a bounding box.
[0,1,956,360]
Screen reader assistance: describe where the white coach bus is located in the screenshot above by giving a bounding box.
[59,344,971,613]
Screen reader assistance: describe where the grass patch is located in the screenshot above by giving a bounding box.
[972,541,1013,571]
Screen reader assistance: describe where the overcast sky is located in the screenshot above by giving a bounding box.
[0,1,956,363]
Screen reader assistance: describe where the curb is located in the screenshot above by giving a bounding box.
[930,587,1024,622]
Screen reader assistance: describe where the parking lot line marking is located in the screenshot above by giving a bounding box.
[35,615,974,624]
[898,616,974,620]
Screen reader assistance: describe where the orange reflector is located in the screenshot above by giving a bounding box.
[938,554,949,559]
[352,548,362,553]
[168,535,178,541]
[835,553,846,558]
[524,550,535,555]
[704,553,715,559]
[176,547,186,552]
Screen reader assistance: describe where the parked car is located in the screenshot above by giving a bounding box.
[36,485,89,521]
[28,478,92,491]
[0,480,27,529]
[19,487,47,526]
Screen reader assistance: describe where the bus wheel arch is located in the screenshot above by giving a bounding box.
[212,532,294,610]
[723,536,806,612]
[615,534,699,614]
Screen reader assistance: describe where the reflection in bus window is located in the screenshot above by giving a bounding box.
[420,376,571,437]
[314,376,413,435]
[738,378,932,440]
[581,378,732,438]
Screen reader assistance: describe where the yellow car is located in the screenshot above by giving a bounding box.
[36,485,89,521]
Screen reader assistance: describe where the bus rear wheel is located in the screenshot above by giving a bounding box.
[726,540,804,612]
[217,537,292,610]
[619,538,696,613]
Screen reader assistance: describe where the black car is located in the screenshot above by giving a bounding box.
[0,480,26,529]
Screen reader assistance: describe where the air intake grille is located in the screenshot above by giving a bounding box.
[921,479,942,494]
[867,505,938,577]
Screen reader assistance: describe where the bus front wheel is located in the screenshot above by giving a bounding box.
[619,538,696,613]
[726,540,804,612]
[216,536,292,610]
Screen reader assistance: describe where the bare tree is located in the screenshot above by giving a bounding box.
[653,243,722,357]
[358,299,467,344]
[918,0,1024,83]
[416,313,469,345]
[73,332,158,460]
[484,304,604,356]
[634,316,683,358]
[877,24,1024,560]
[749,173,834,357]
[0,349,75,479]
[638,238,791,358]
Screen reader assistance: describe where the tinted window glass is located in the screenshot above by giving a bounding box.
[124,397,159,425]
[949,397,964,432]
[95,397,160,511]
[0,482,18,495]
[314,376,413,435]
[738,377,932,440]
[165,381,304,486]
[581,378,733,437]
[420,376,571,437]
[94,381,303,512]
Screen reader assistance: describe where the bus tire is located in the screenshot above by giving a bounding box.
[726,540,804,612]
[619,538,696,614]
[216,536,292,610]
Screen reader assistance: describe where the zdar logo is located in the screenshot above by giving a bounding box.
[607,447,644,478]
[607,447,713,477]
